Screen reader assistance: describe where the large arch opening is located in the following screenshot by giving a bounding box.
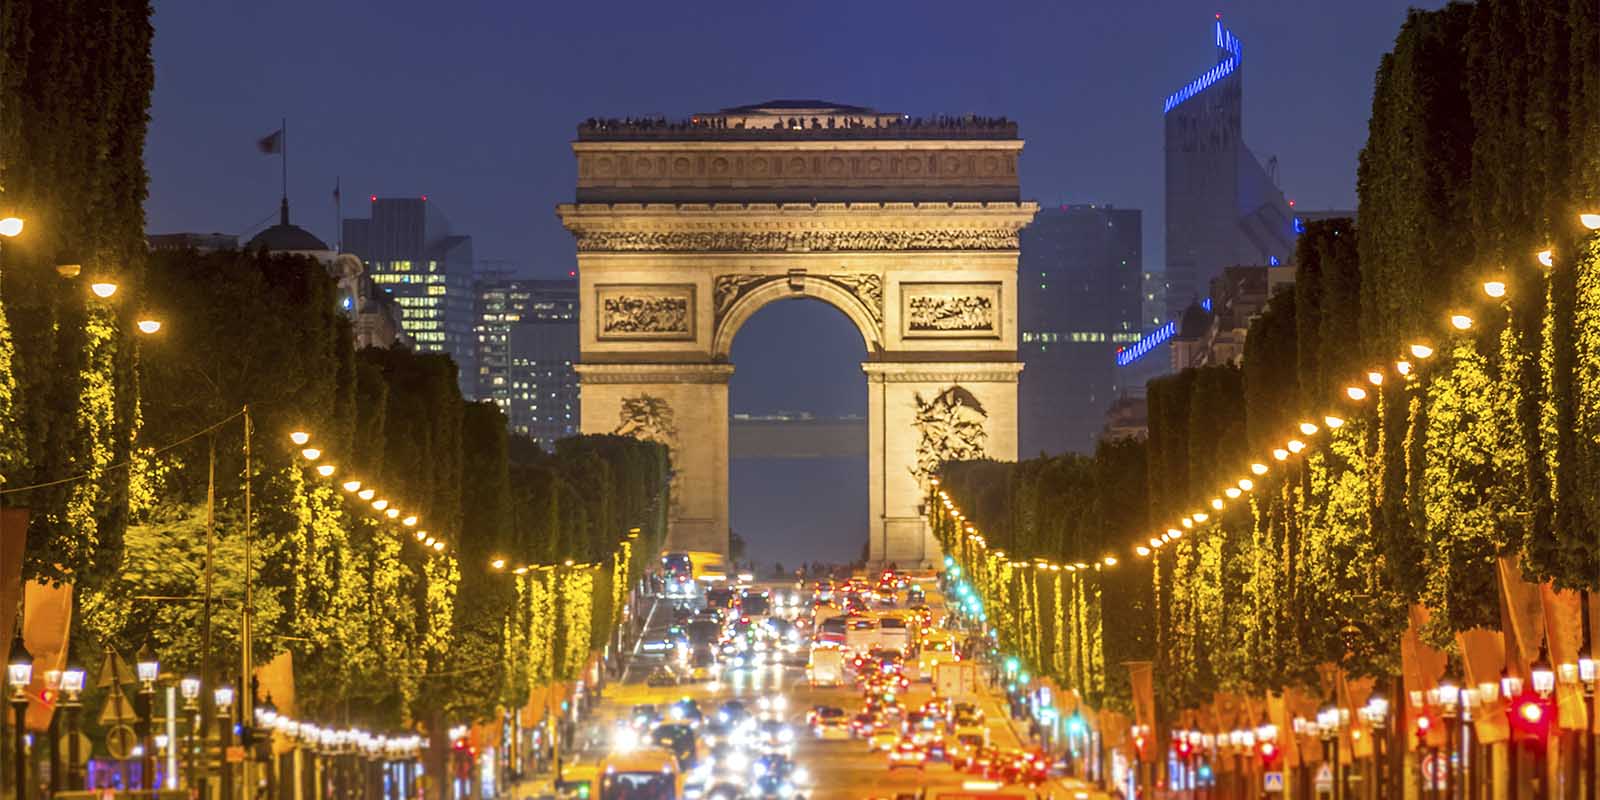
[727,297,867,572]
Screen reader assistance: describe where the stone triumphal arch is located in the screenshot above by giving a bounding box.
[559,101,1037,566]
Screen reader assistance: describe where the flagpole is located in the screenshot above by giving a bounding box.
[335,176,342,252]
[280,117,288,207]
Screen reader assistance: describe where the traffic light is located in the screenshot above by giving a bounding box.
[1257,740,1280,766]
[1508,694,1553,740]
[1414,712,1433,746]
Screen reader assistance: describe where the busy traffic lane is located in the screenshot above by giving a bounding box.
[591,575,1066,799]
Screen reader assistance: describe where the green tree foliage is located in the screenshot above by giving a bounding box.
[0,0,154,585]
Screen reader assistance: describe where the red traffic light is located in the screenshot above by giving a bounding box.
[1509,694,1553,739]
[1176,740,1192,756]
[1258,741,1279,763]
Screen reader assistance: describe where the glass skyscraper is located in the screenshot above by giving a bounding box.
[474,278,580,447]
[342,197,476,397]
[1019,205,1143,455]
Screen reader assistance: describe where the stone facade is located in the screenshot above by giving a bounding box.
[560,101,1035,565]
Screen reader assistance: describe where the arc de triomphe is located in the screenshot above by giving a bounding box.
[559,101,1036,566]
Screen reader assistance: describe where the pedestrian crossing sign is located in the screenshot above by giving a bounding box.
[1264,771,1285,793]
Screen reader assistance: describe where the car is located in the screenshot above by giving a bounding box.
[649,722,698,767]
[887,737,927,770]
[921,737,948,762]
[630,704,662,729]
[668,698,704,725]
[849,712,882,738]
[716,700,749,725]
[811,707,849,740]
[867,728,900,752]
[645,666,679,687]
[755,720,797,754]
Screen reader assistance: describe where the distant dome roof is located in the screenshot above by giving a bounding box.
[247,223,328,253]
[246,198,329,253]
[718,99,877,115]
[1178,301,1212,339]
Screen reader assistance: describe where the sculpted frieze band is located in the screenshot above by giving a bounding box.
[575,228,1019,253]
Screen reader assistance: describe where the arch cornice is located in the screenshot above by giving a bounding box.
[711,273,884,360]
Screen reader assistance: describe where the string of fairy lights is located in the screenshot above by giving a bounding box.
[935,212,1600,568]
[286,429,449,555]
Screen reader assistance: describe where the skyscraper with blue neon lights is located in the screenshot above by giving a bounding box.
[1162,16,1294,321]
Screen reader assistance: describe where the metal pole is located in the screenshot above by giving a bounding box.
[1446,716,1455,800]
[242,407,256,800]
[221,704,235,800]
[11,694,26,800]
[65,696,82,791]
[141,684,156,791]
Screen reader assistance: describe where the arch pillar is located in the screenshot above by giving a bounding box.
[863,361,1023,567]
[575,362,735,558]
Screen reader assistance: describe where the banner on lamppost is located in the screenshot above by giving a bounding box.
[1538,583,1589,731]
[1458,627,1511,744]
[0,507,28,654]
[1126,661,1154,730]
[22,579,73,730]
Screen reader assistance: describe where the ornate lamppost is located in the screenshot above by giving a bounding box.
[7,632,32,800]
[256,697,279,800]
[60,666,85,791]
[1430,679,1461,800]
[1530,649,1555,800]
[1318,701,1349,800]
[181,676,202,794]
[135,642,160,791]
[1359,695,1390,800]
[1578,647,1596,800]
[215,685,235,800]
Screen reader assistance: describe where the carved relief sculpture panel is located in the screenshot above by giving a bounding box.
[597,284,695,341]
[900,282,1001,339]
[910,386,988,483]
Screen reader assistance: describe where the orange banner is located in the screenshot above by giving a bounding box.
[1126,661,1155,729]
[1457,628,1511,744]
[0,508,27,656]
[21,580,73,730]
[1539,583,1589,731]
[1402,606,1449,749]
[1497,555,1544,675]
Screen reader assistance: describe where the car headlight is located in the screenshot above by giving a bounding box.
[779,728,794,742]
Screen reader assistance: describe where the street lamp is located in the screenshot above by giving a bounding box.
[1433,680,1460,800]
[181,677,201,793]
[1318,702,1349,800]
[135,641,159,790]
[60,666,86,791]
[7,633,32,800]
[0,217,22,237]
[215,686,236,800]
[1531,646,1555,699]
[1360,695,1391,798]
[1579,645,1597,800]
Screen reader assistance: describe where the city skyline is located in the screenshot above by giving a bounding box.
[143,1,1441,277]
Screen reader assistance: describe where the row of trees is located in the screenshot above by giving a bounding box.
[934,0,1600,734]
[2,2,670,748]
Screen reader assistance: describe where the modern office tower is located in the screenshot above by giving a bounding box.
[1018,204,1142,454]
[475,277,580,446]
[1163,16,1295,321]
[342,196,476,397]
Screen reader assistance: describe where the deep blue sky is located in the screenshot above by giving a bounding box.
[145,2,1440,560]
[147,0,1437,270]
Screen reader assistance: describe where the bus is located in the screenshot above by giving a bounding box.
[598,749,680,800]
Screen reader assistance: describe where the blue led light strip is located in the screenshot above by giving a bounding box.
[1114,297,1213,367]
[1115,320,1176,366]
[1163,21,1242,114]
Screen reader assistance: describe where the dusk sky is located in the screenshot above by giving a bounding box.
[146,0,1440,421]
[144,1,1441,561]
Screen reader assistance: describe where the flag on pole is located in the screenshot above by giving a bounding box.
[257,128,284,154]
